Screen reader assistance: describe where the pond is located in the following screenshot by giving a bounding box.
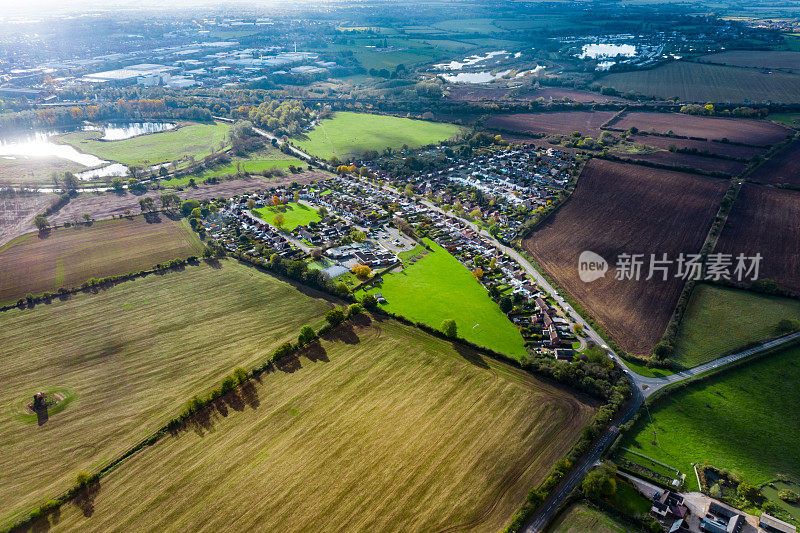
[97,122,176,141]
[579,43,636,59]
[440,69,512,84]
[433,50,509,71]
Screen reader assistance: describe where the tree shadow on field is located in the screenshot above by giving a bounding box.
[299,339,328,363]
[72,482,100,518]
[321,322,360,345]
[203,258,223,269]
[240,381,260,410]
[224,390,246,412]
[274,352,302,373]
[188,407,215,436]
[452,342,490,369]
[143,212,162,223]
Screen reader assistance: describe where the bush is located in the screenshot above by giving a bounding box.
[75,471,90,487]
[347,303,364,318]
[361,294,378,310]
[779,489,799,503]
[325,308,346,327]
[181,199,201,217]
[298,325,316,345]
[737,481,760,502]
[441,318,457,338]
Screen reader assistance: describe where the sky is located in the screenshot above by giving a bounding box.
[0,0,303,16]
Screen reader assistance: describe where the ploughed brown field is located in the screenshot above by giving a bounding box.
[0,215,203,304]
[485,111,617,138]
[698,50,800,73]
[619,150,747,176]
[524,159,727,358]
[630,134,766,160]
[447,86,619,104]
[614,112,790,146]
[715,184,800,293]
[747,138,800,187]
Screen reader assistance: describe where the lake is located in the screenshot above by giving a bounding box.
[98,122,175,141]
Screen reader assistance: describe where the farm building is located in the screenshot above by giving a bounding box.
[760,513,796,533]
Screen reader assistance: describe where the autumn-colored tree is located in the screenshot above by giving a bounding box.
[273,213,285,228]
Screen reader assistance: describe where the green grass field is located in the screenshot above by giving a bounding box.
[158,147,302,187]
[48,319,595,533]
[361,238,527,358]
[547,502,636,533]
[622,344,800,492]
[601,61,800,103]
[672,284,800,367]
[57,122,230,167]
[0,261,334,528]
[769,113,800,128]
[252,202,321,231]
[0,216,203,305]
[294,112,464,160]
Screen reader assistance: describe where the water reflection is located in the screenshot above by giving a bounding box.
[0,132,107,167]
[99,122,175,141]
[579,43,636,59]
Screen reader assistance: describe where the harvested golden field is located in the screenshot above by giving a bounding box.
[524,159,727,358]
[0,262,334,528]
[48,319,595,533]
[0,215,203,305]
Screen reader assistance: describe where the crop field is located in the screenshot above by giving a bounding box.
[673,284,800,367]
[0,215,203,305]
[622,343,800,492]
[618,150,746,176]
[0,261,335,528]
[361,239,527,358]
[601,61,800,103]
[748,138,800,187]
[252,202,321,231]
[614,112,790,146]
[714,184,800,293]
[547,503,635,533]
[57,122,230,167]
[0,156,84,186]
[294,112,464,160]
[485,111,617,138]
[48,319,595,533]
[524,159,727,358]
[629,134,766,160]
[698,50,800,72]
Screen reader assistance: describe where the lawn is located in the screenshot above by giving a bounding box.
[361,238,527,358]
[0,215,204,305]
[252,202,321,231]
[607,478,653,517]
[769,113,800,128]
[547,502,636,533]
[56,122,230,167]
[48,319,596,533]
[672,284,800,368]
[0,261,334,528]
[622,344,800,492]
[294,112,464,160]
